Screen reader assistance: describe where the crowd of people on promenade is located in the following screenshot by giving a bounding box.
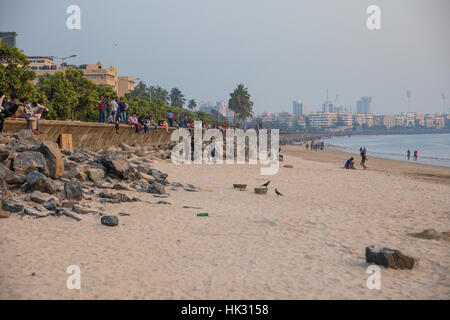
[97,96,234,135]
[0,93,50,135]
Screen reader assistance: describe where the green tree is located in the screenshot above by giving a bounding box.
[228,83,253,126]
[187,99,197,111]
[169,87,185,108]
[128,81,150,100]
[0,43,36,97]
[37,72,77,120]
[64,69,98,121]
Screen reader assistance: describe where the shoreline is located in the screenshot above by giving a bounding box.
[282,145,450,186]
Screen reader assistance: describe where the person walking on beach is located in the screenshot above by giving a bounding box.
[306,142,309,150]
[407,149,411,160]
[414,150,418,161]
[360,147,367,170]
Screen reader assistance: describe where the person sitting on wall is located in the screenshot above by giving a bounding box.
[0,93,20,133]
[149,116,158,130]
[16,97,34,132]
[158,117,169,133]
[128,113,140,133]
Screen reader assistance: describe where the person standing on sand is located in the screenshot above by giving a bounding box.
[306,142,309,150]
[407,149,411,160]
[360,147,367,169]
[414,150,418,161]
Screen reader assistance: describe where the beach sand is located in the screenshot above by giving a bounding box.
[1,147,449,299]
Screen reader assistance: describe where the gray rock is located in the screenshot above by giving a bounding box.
[5,173,26,185]
[30,190,58,203]
[65,167,87,182]
[69,152,89,163]
[26,170,57,194]
[365,246,415,270]
[2,198,24,213]
[72,204,95,215]
[149,169,168,181]
[101,215,119,227]
[61,149,72,156]
[64,178,83,200]
[37,142,64,179]
[0,149,9,162]
[63,159,79,171]
[24,207,48,218]
[86,167,105,182]
[146,181,165,194]
[112,182,132,191]
[43,198,58,210]
[13,140,34,152]
[98,154,130,179]
[0,162,15,180]
[94,181,113,189]
[14,151,49,176]
[13,129,39,145]
[184,184,200,192]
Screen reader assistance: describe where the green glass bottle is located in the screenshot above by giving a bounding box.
[197,213,209,217]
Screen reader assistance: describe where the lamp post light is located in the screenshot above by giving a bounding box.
[50,54,77,71]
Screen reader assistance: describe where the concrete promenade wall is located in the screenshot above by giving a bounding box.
[3,119,176,151]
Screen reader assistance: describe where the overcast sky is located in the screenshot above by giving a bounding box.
[1,0,449,114]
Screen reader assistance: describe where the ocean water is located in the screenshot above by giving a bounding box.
[325,133,450,168]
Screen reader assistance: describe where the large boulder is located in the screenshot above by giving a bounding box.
[86,167,105,182]
[14,151,49,176]
[64,178,83,200]
[99,154,130,179]
[37,142,64,179]
[2,198,24,213]
[13,129,39,145]
[26,170,57,194]
[146,181,165,194]
[365,246,415,270]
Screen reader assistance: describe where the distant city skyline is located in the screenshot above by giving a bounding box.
[1,0,449,114]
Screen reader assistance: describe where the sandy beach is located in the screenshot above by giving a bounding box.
[1,146,449,300]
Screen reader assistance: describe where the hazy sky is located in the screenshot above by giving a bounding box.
[1,0,449,114]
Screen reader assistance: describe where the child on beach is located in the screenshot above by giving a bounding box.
[360,147,367,169]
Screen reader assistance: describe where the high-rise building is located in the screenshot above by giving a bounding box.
[322,100,334,113]
[0,32,17,48]
[293,100,307,115]
[357,96,372,114]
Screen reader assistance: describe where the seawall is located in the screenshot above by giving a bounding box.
[3,119,176,151]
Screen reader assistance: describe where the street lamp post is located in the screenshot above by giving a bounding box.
[50,54,77,71]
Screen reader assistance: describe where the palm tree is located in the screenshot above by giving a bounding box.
[169,87,186,108]
[149,85,169,103]
[228,83,254,126]
[187,99,197,111]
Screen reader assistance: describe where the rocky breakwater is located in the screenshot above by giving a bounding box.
[0,131,197,224]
